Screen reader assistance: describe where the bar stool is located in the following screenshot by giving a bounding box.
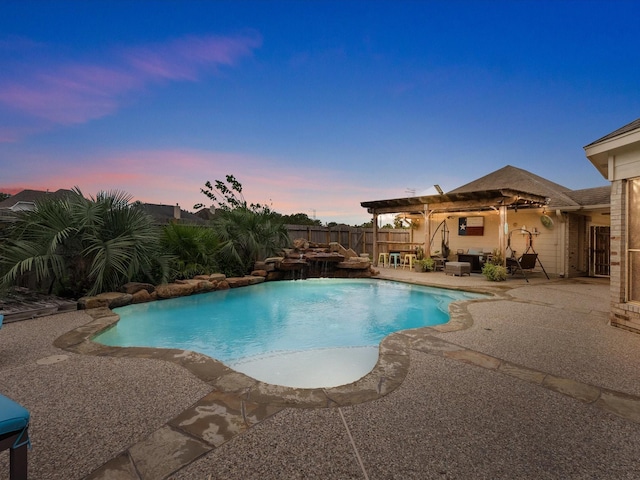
[377,252,389,267]
[389,253,401,268]
[402,253,417,270]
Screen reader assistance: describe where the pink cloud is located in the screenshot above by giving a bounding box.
[0,32,262,127]
[0,63,136,124]
[124,33,262,81]
[3,148,379,224]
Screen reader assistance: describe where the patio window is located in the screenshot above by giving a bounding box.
[628,178,640,302]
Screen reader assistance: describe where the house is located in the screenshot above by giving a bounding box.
[0,189,204,226]
[138,203,205,225]
[0,189,75,226]
[0,188,74,212]
[585,118,640,334]
[361,165,610,278]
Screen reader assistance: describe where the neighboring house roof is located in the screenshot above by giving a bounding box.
[194,208,217,221]
[0,189,74,210]
[447,165,579,208]
[0,190,205,225]
[139,203,205,224]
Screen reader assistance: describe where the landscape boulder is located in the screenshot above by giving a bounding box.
[155,283,196,299]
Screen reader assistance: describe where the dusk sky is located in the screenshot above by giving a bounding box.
[1,1,639,225]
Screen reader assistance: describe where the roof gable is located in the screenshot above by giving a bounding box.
[585,118,640,148]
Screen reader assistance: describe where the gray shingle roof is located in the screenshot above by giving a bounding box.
[139,203,205,224]
[0,189,74,209]
[564,186,610,206]
[585,118,640,147]
[447,165,580,207]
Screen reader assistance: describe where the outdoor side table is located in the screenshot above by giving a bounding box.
[0,393,30,480]
[444,261,471,276]
[432,257,446,271]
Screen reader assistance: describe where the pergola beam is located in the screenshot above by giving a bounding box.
[364,188,548,263]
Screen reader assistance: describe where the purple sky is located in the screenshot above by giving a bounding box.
[1,1,639,224]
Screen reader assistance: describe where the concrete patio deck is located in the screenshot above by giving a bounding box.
[1,270,640,479]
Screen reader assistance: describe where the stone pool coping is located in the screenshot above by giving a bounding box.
[43,275,640,479]
[53,283,502,409]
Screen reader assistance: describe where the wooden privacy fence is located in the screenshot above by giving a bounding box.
[285,225,410,257]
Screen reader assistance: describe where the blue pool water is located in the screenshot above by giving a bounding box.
[95,279,484,387]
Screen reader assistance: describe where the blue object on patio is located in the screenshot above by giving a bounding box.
[0,393,30,480]
[389,253,401,268]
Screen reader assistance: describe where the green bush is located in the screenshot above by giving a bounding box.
[0,189,166,297]
[161,223,221,281]
[488,248,504,266]
[482,263,507,282]
[416,257,435,272]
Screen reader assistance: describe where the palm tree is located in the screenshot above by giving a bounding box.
[0,189,167,298]
[213,207,291,276]
[161,223,221,280]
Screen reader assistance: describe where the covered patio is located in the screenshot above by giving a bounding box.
[361,165,611,278]
[362,188,548,271]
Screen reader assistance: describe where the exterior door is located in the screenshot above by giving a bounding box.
[590,226,610,276]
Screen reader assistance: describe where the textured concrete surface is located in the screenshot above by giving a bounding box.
[2,271,640,479]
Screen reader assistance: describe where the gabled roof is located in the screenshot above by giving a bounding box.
[0,189,74,209]
[584,118,640,179]
[447,165,579,208]
[585,118,640,148]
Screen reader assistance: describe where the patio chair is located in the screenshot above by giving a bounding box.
[0,393,30,480]
[506,253,539,282]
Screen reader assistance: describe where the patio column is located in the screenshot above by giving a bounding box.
[424,208,431,257]
[499,205,507,266]
[372,212,379,265]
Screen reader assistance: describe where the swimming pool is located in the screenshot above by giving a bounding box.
[94,279,484,388]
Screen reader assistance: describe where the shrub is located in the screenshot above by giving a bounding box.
[0,189,166,297]
[161,223,221,281]
[488,248,504,266]
[416,257,435,272]
[482,263,507,282]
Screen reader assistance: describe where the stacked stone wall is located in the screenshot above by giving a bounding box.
[609,180,640,333]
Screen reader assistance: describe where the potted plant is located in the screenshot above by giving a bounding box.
[415,257,435,272]
[481,249,507,281]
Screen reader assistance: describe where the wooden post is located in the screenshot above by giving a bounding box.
[499,205,507,266]
[424,208,431,257]
[372,213,379,265]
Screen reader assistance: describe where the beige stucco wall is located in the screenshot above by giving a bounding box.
[422,209,564,276]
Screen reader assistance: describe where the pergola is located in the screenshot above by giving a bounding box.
[361,188,549,266]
